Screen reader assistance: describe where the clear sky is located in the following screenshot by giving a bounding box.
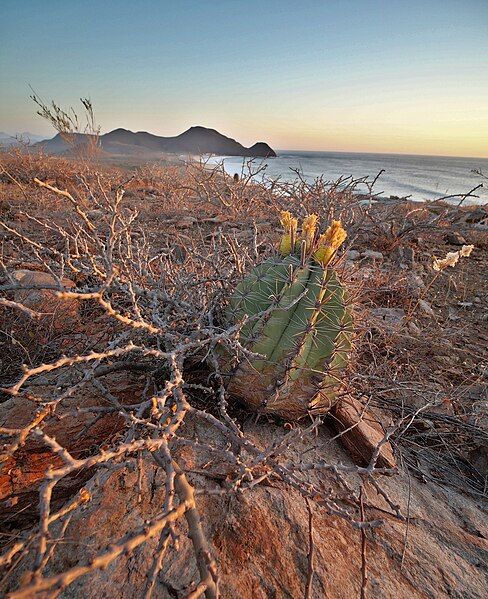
[1,0,487,157]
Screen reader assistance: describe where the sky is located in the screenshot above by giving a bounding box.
[1,0,487,157]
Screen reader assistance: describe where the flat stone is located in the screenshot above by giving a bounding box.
[361,249,384,261]
[370,307,405,331]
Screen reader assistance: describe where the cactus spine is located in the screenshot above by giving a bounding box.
[226,212,352,420]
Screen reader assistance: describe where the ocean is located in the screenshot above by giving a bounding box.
[208,151,488,205]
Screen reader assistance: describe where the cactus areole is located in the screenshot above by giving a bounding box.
[226,212,352,420]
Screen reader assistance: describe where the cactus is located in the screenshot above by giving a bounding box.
[226,212,352,420]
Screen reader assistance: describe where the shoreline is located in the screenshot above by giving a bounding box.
[205,152,488,206]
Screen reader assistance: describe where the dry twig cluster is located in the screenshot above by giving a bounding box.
[0,149,486,597]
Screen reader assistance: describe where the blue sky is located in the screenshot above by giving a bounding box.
[1,0,487,156]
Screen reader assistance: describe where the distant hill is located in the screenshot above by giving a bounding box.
[35,126,277,158]
[0,132,47,146]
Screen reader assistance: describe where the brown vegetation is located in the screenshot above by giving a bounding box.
[0,147,487,598]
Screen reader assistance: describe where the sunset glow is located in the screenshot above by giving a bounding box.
[1,0,487,157]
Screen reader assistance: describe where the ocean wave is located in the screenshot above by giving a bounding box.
[210,152,488,204]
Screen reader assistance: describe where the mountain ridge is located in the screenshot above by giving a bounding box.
[0,132,47,146]
[35,126,277,158]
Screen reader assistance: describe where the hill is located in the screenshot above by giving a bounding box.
[36,126,277,158]
[0,132,47,146]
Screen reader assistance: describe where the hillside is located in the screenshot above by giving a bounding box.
[36,126,277,158]
[0,151,486,598]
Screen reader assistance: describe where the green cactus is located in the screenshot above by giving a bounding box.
[226,212,353,420]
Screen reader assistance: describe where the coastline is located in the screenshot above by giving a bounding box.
[206,152,488,205]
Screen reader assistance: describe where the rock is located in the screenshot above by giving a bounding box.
[345,249,361,260]
[0,371,147,524]
[361,250,384,261]
[11,269,77,322]
[444,231,467,246]
[465,207,488,225]
[418,299,435,317]
[391,246,415,268]
[408,321,421,335]
[331,398,397,469]
[4,416,487,598]
[370,307,405,332]
[406,273,426,298]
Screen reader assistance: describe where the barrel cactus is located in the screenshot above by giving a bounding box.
[226,212,353,420]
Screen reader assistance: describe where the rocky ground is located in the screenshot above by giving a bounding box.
[0,150,486,598]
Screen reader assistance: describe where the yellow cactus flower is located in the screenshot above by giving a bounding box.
[279,211,298,255]
[300,214,319,254]
[314,220,347,266]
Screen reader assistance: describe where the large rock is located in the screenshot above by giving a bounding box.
[2,417,486,598]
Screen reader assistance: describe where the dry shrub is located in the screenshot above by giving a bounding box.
[0,146,81,187]
[0,153,485,598]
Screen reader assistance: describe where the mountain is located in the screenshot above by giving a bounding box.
[35,126,277,158]
[0,132,47,146]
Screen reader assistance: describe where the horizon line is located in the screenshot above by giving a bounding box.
[2,127,487,161]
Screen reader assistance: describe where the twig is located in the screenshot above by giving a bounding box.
[304,498,315,599]
[359,488,368,599]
